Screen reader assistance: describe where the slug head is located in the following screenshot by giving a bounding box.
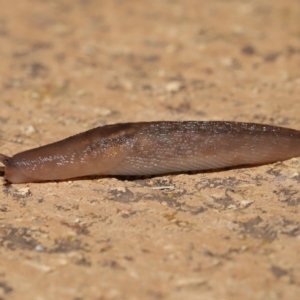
[0,154,34,183]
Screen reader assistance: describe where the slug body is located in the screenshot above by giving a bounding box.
[1,121,300,183]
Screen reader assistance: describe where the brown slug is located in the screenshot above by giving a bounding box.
[1,121,300,183]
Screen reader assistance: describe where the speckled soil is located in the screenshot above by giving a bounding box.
[0,0,300,299]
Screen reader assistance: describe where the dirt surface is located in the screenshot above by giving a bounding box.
[0,0,300,299]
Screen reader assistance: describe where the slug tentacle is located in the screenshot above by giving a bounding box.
[1,121,300,183]
[0,154,11,166]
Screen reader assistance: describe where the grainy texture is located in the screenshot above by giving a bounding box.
[0,0,300,299]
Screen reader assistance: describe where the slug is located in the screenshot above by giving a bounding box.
[0,121,300,183]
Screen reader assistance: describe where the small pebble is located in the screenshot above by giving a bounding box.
[35,245,44,252]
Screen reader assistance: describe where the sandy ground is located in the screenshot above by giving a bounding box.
[0,0,300,299]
